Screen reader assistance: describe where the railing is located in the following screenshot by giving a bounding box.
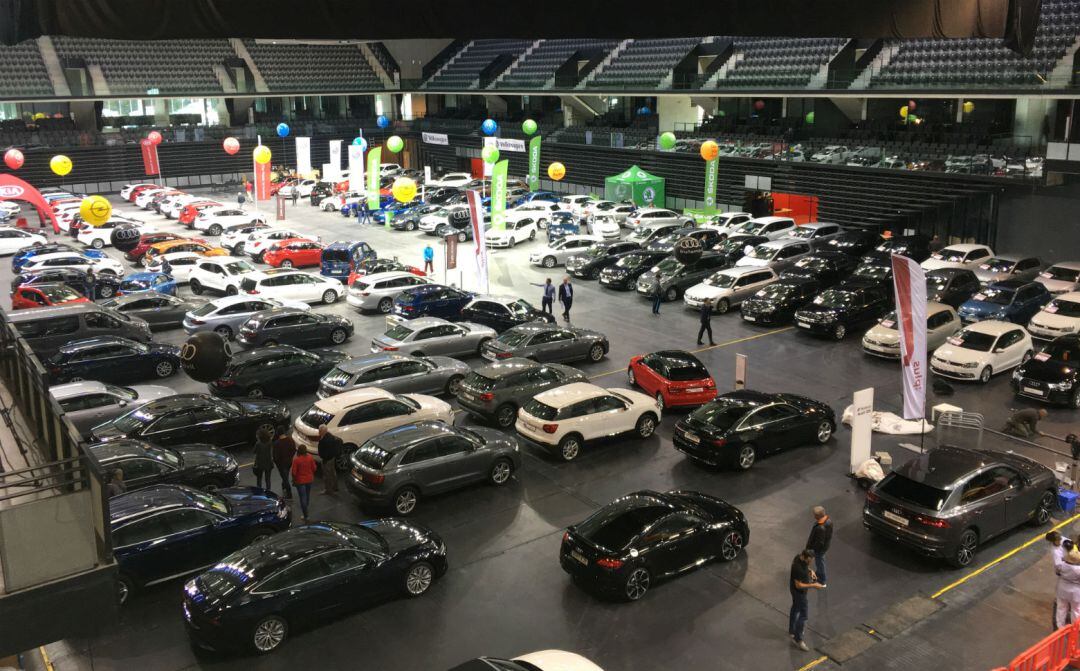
[993,621,1080,671]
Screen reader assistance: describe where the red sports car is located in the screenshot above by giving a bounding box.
[262,238,325,268]
[627,350,717,410]
[11,283,90,310]
[178,201,223,227]
[346,258,426,286]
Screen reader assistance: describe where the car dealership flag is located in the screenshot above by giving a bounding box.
[295,137,311,176]
[891,254,927,420]
[527,136,542,191]
[704,157,718,212]
[490,159,508,232]
[328,139,342,178]
[366,147,382,210]
[348,144,364,193]
[467,189,489,293]
[140,139,160,176]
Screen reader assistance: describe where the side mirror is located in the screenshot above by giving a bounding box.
[993,347,1006,353]
[118,400,128,407]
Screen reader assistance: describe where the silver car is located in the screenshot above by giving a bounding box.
[51,381,174,438]
[735,239,813,272]
[182,294,311,339]
[347,271,433,313]
[371,316,496,357]
[528,235,602,269]
[480,322,608,364]
[786,222,842,249]
[456,358,588,428]
[317,352,470,399]
[972,255,1044,285]
[626,221,686,246]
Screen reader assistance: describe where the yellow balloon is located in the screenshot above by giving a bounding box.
[253,145,272,165]
[899,106,909,119]
[392,176,417,203]
[79,195,112,226]
[547,162,566,181]
[50,154,72,176]
[963,101,975,114]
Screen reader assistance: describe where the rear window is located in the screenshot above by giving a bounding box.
[576,504,669,551]
[689,398,750,431]
[496,331,530,348]
[463,372,497,392]
[191,302,217,317]
[522,398,557,421]
[299,407,334,429]
[240,278,258,292]
[195,569,245,600]
[666,363,710,381]
[322,248,351,262]
[384,324,413,341]
[353,442,393,470]
[878,473,949,511]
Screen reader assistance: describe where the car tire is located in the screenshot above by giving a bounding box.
[117,573,136,606]
[833,324,847,340]
[97,284,115,298]
[329,327,348,345]
[978,366,992,384]
[720,529,745,561]
[189,279,203,295]
[404,561,434,597]
[557,434,583,461]
[281,259,293,268]
[538,218,547,230]
[91,238,105,250]
[494,403,517,429]
[225,285,238,296]
[715,298,730,314]
[1033,490,1057,526]
[322,290,338,305]
[815,420,834,444]
[489,458,513,485]
[588,343,605,363]
[234,242,245,255]
[445,375,464,396]
[263,339,278,347]
[393,487,419,515]
[208,224,222,236]
[458,232,467,243]
[247,386,264,398]
[735,444,757,471]
[245,526,276,544]
[213,325,232,339]
[542,256,557,269]
[627,367,637,386]
[1071,388,1080,410]
[665,286,678,302]
[623,566,651,602]
[529,229,536,241]
[636,413,658,438]
[949,529,979,568]
[406,222,417,231]
[251,615,288,654]
[154,361,175,378]
[476,337,492,355]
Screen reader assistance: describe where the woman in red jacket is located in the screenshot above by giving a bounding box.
[290,445,318,522]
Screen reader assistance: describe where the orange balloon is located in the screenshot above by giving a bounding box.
[700,141,719,161]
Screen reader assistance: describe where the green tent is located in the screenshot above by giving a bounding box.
[604,165,666,208]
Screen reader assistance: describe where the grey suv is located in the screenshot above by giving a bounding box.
[636,252,731,302]
[456,358,588,428]
[318,352,470,399]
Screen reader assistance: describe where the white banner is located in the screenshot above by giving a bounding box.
[328,140,342,177]
[321,163,335,182]
[849,387,874,474]
[348,145,364,193]
[890,254,928,420]
[467,189,489,293]
[495,138,526,152]
[422,132,449,145]
[295,137,312,175]
[482,137,496,178]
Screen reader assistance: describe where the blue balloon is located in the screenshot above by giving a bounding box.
[481,118,498,136]
[376,115,390,129]
[276,123,290,138]
[352,136,368,151]
[638,107,651,116]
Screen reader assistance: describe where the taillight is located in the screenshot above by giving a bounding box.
[381,346,398,351]
[479,392,495,402]
[189,318,204,325]
[542,423,559,434]
[360,292,370,297]
[403,305,414,312]
[495,352,512,359]
[247,289,258,294]
[216,379,235,387]
[866,490,880,504]
[710,437,727,447]
[705,378,716,388]
[366,472,385,485]
[596,558,623,570]
[916,514,950,529]
[562,531,569,544]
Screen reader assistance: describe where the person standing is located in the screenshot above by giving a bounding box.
[928,234,945,253]
[252,427,274,492]
[1049,531,1067,629]
[697,297,716,346]
[237,191,246,208]
[105,469,126,498]
[1002,408,1048,439]
[272,427,296,500]
[558,276,574,321]
[806,506,833,588]
[291,188,300,207]
[789,549,824,651]
[650,277,663,315]
[290,445,317,522]
[1057,541,1080,629]
[358,200,371,225]
[531,278,555,314]
[423,244,435,274]
[317,424,341,494]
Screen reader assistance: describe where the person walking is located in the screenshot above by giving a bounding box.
[558,276,574,321]
[317,424,341,494]
[159,255,172,277]
[106,469,126,498]
[650,277,663,315]
[806,506,833,588]
[290,445,317,522]
[697,297,716,346]
[531,278,555,314]
[789,549,825,651]
[291,188,300,207]
[1003,408,1048,439]
[358,200,371,225]
[1056,541,1080,628]
[272,427,296,500]
[237,191,246,208]
[252,427,274,492]
[423,244,435,274]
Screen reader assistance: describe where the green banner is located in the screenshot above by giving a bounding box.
[366,147,382,210]
[703,157,718,213]
[527,136,542,191]
[490,159,508,231]
[385,209,392,230]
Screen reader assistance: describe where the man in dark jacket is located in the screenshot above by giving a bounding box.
[789,549,824,651]
[558,276,574,321]
[697,297,716,346]
[317,424,342,494]
[272,427,296,499]
[806,506,833,587]
[1003,408,1047,439]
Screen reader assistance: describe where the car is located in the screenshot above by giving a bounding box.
[11,242,107,273]
[558,194,595,215]
[626,221,686,246]
[428,171,472,188]
[90,393,291,450]
[118,272,177,296]
[863,446,1057,567]
[319,240,376,281]
[930,320,1034,383]
[100,293,203,330]
[143,239,228,267]
[545,211,582,243]
[739,216,797,240]
[736,239,813,271]
[46,336,181,384]
[703,211,754,237]
[321,191,363,213]
[511,201,567,229]
[459,296,554,333]
[348,258,426,284]
[177,201,224,226]
[684,266,779,314]
[644,227,723,254]
[392,284,475,320]
[624,208,690,229]
[957,279,1051,325]
[1011,335,1080,407]
[184,256,258,296]
[239,269,343,305]
[244,228,312,263]
[10,282,90,310]
[346,421,521,515]
[585,202,638,228]
[388,203,441,230]
[237,307,353,348]
[627,350,716,410]
[345,271,432,313]
[840,258,894,292]
[926,268,982,309]
[862,235,932,264]
[11,267,122,300]
[711,234,769,265]
[740,278,822,325]
[20,251,125,277]
[89,439,239,492]
[529,235,603,269]
[220,222,272,254]
[182,521,447,653]
[456,358,587,428]
[209,346,349,399]
[820,230,882,257]
[111,484,290,605]
[779,251,860,287]
[182,295,310,339]
[263,238,325,269]
[673,390,835,470]
[426,187,466,206]
[1037,262,1080,295]
[276,178,318,198]
[512,190,560,207]
[1027,291,1080,341]
[144,251,204,284]
[637,253,732,303]
[922,243,994,271]
[123,232,187,264]
[862,302,961,358]
[809,145,849,163]
[0,227,47,255]
[786,222,842,249]
[793,283,892,339]
[567,240,642,280]
[597,250,670,290]
[482,323,608,364]
[318,352,470,399]
[307,182,337,206]
[515,382,659,461]
[972,255,1045,285]
[121,183,158,201]
[51,381,174,438]
[485,216,539,248]
[560,489,748,601]
[434,209,489,242]
[846,146,883,166]
[419,205,466,234]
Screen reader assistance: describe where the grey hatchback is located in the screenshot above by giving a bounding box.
[456,358,588,428]
[480,322,608,365]
[317,352,470,399]
[345,421,521,515]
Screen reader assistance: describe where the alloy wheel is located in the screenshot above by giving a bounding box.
[378,298,393,313]
[624,568,650,601]
[1036,492,1055,525]
[248,387,264,398]
[490,459,512,485]
[655,393,665,411]
[627,368,636,386]
[737,445,756,470]
[281,260,293,268]
[955,530,978,567]
[816,421,833,443]
[330,328,347,344]
[979,366,992,384]
[252,616,287,653]
[322,290,337,305]
[833,324,846,340]
[395,488,418,515]
[559,437,581,461]
[405,562,434,596]
[720,531,744,561]
[589,344,604,362]
[543,256,556,268]
[637,414,657,438]
[155,361,174,378]
[716,299,730,314]
[213,325,232,339]
[495,405,517,428]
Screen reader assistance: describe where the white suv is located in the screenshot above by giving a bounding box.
[187,256,260,296]
[486,215,539,248]
[239,269,343,305]
[194,207,267,236]
[292,388,452,453]
[77,219,154,250]
[245,228,312,262]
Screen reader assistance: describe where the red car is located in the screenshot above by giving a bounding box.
[346,258,426,286]
[269,178,298,196]
[125,184,160,202]
[627,350,717,410]
[262,238,325,269]
[11,283,90,310]
[123,232,206,264]
[178,201,223,227]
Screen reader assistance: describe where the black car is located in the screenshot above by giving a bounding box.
[391,204,442,232]
[111,484,291,605]
[560,489,749,601]
[794,283,892,340]
[89,439,239,492]
[1011,335,1080,407]
[427,187,464,205]
[926,268,982,308]
[821,230,882,257]
[209,346,351,399]
[636,253,731,302]
[236,308,353,348]
[12,267,121,299]
[598,250,670,290]
[863,235,931,264]
[739,278,821,325]
[565,240,641,280]
[90,393,291,450]
[46,336,181,384]
[779,251,859,287]
[840,258,894,292]
[100,293,204,330]
[711,234,768,265]
[308,182,335,206]
[459,296,554,333]
[435,209,488,242]
[645,227,724,254]
[673,390,835,470]
[182,521,448,653]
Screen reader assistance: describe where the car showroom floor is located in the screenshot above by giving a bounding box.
[10,193,1077,670]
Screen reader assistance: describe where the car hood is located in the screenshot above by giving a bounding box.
[932,343,986,365]
[797,304,843,319]
[1030,311,1080,331]
[176,445,236,471]
[972,268,1012,283]
[219,486,282,515]
[863,323,900,344]
[958,300,1009,317]
[685,283,729,300]
[1017,358,1078,383]
[128,385,176,403]
[743,296,796,312]
[426,355,472,373]
[1038,278,1080,294]
[736,257,770,267]
[922,259,964,271]
[513,651,603,671]
[365,518,440,555]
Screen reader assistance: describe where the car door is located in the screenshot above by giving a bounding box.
[188,404,243,448]
[637,512,712,576]
[590,394,634,436]
[528,331,562,362]
[995,329,1028,369]
[384,359,434,394]
[926,309,958,349]
[421,324,462,356]
[112,511,191,581]
[114,456,173,489]
[257,554,348,622]
[956,468,1010,539]
[634,354,665,397]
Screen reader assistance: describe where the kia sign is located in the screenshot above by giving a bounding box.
[0,185,25,198]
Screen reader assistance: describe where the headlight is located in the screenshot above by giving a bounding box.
[1012,369,1022,380]
[1047,381,1072,391]
[960,361,979,369]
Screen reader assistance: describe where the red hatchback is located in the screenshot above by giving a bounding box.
[262,238,325,268]
[627,350,717,410]
[11,283,90,310]
[178,201,223,227]
[123,231,186,263]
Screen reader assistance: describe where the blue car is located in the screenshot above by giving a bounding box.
[512,190,560,208]
[46,336,181,384]
[957,279,1051,324]
[392,283,476,320]
[320,240,377,280]
[12,243,106,272]
[546,212,582,242]
[371,199,426,224]
[111,484,291,604]
[119,271,176,296]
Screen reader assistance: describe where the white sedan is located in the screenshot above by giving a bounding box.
[922,244,994,271]
[586,216,622,239]
[320,191,363,212]
[277,179,318,198]
[529,235,603,269]
[20,251,125,276]
[930,320,1033,383]
[427,172,472,188]
[244,228,313,261]
[220,222,272,254]
[77,219,155,250]
[193,207,267,236]
[144,251,204,283]
[511,201,566,228]
[120,183,157,200]
[239,269,343,304]
[0,227,46,255]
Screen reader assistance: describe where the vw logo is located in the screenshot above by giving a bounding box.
[0,185,25,198]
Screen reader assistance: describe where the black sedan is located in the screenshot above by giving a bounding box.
[1011,334,1080,407]
[863,235,931,264]
[112,484,291,604]
[47,336,181,384]
[711,234,768,265]
[779,251,859,287]
[821,230,882,257]
[560,489,749,601]
[793,283,892,340]
[90,393,291,451]
[599,250,671,290]
[183,521,448,653]
[89,439,239,491]
[100,293,205,330]
[841,258,894,292]
[391,205,442,232]
[11,267,122,299]
[209,346,351,398]
[645,228,724,254]
[237,308,353,348]
[739,278,821,325]
[672,390,835,470]
[927,268,982,309]
[459,296,554,333]
[565,240,641,280]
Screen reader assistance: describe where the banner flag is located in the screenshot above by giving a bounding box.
[366,147,382,210]
[467,189,489,293]
[891,254,928,420]
[527,136,542,191]
[295,137,312,176]
[254,157,271,201]
[482,137,496,178]
[490,159,508,231]
[704,157,718,212]
[328,140,342,178]
[348,145,364,193]
[140,140,160,176]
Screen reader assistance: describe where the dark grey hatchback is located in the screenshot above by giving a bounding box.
[863,446,1057,567]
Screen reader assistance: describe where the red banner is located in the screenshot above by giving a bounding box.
[140,139,160,176]
[890,254,927,420]
[254,159,271,201]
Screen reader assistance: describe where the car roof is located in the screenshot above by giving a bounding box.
[758,238,809,249]
[927,267,975,279]
[894,446,1009,488]
[26,251,90,261]
[358,271,418,283]
[1047,262,1080,270]
[987,254,1030,262]
[336,352,415,373]
[798,222,839,230]
[109,484,204,524]
[124,271,166,281]
[533,381,607,407]
[472,295,524,305]
[395,316,452,329]
[155,251,204,261]
[212,523,359,578]
[506,321,562,335]
[245,268,307,280]
[313,387,395,412]
[88,438,161,461]
[474,357,541,377]
[247,306,309,321]
[370,420,455,452]
[8,303,106,320]
[130,393,217,416]
[749,216,794,224]
[49,380,109,399]
[715,266,773,278]
[941,243,990,251]
[59,336,138,353]
[229,344,306,366]
[961,319,1023,336]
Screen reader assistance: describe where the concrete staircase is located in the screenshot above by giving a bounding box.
[807,39,851,88]
[850,42,900,89]
[490,39,543,89]
[704,52,744,88]
[86,64,110,96]
[360,43,395,88]
[423,40,472,88]
[575,39,632,89]
[1046,35,1080,86]
[212,64,238,94]
[35,36,70,97]
[229,38,269,93]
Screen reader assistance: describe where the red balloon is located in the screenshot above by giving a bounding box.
[908,100,917,111]
[223,137,240,155]
[147,131,163,145]
[754,100,765,111]
[4,148,24,170]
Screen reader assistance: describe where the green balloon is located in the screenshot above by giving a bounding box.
[522,119,538,136]
[659,132,677,150]
[482,146,500,164]
[805,111,815,124]
[717,110,726,117]
[386,135,404,153]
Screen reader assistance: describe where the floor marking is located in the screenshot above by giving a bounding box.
[38,646,54,671]
[796,655,828,671]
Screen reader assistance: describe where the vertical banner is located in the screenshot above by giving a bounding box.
[490,159,508,231]
[348,145,364,193]
[140,139,160,176]
[423,165,431,202]
[890,254,928,420]
[366,147,382,210]
[275,194,286,220]
[527,136,542,191]
[295,137,311,175]
[482,137,496,178]
[328,140,342,179]
[849,387,874,474]
[467,189,489,293]
[734,353,747,390]
[704,157,718,212]
[254,158,271,201]
[385,209,392,231]
[445,234,458,270]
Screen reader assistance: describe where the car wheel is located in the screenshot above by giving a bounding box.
[494,403,517,429]
[636,413,657,438]
[322,290,338,305]
[97,284,115,298]
[234,242,245,255]
[1021,350,1033,364]
[208,224,222,236]
[458,232,467,243]
[538,218,547,230]
[154,361,175,378]
[816,420,833,444]
[280,259,294,269]
[1033,490,1056,525]
[329,327,348,344]
[251,615,288,653]
[445,375,464,395]
[623,567,651,601]
[627,368,636,386]
[189,279,203,295]
[225,285,238,296]
[736,444,757,470]
[476,337,492,355]
[949,529,979,568]
[1071,388,1080,410]
[588,343,605,362]
[490,458,513,485]
[245,526,275,544]
[404,561,434,597]
[117,573,135,606]
[247,386,264,398]
[978,366,992,384]
[406,222,417,231]
[377,297,393,313]
[393,487,419,515]
[720,530,745,561]
[529,229,536,241]
[654,392,666,411]
[255,252,265,263]
[665,286,678,302]
[542,255,557,269]
[213,325,232,339]
[833,324,847,340]
[91,238,105,250]
[557,434,583,461]
[715,298,730,314]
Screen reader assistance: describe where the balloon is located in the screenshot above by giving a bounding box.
[674,237,703,265]
[963,101,975,114]
[386,135,404,153]
[253,145,272,165]
[637,107,651,116]
[716,110,726,117]
[481,119,498,136]
[32,112,45,121]
[547,162,565,181]
[223,137,240,155]
[392,177,418,203]
[4,148,23,170]
[804,111,815,124]
[754,100,765,111]
[659,132,677,150]
[481,146,500,164]
[111,224,142,253]
[147,131,163,145]
[522,119,538,136]
[50,155,72,176]
[700,140,719,161]
[79,195,112,226]
[352,136,368,151]
[908,100,917,111]
[180,331,233,383]
[377,115,390,129]
[899,106,909,119]
[276,123,290,138]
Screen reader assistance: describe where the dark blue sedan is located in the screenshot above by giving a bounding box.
[512,190,560,208]
[111,484,291,604]
[12,243,106,272]
[958,279,1052,325]
[546,212,581,243]
[46,336,181,384]
[392,283,476,320]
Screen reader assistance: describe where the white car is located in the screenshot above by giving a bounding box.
[512,201,567,228]
[77,219,155,250]
[244,227,312,261]
[586,216,622,239]
[930,320,1033,383]
[684,267,778,312]
[921,244,994,271]
[347,271,433,312]
[187,256,260,296]
[321,191,363,212]
[488,651,605,671]
[862,302,960,358]
[292,387,452,454]
[558,194,594,216]
[20,251,125,276]
[182,294,310,338]
[741,216,796,240]
[529,235,603,269]
[220,222,272,254]
[0,201,21,220]
[809,145,850,164]
[135,188,181,210]
[515,382,660,461]
[194,207,267,236]
[0,227,46,255]
[787,222,842,247]
[379,163,402,177]
[703,211,753,236]
[120,183,157,200]
[1027,291,1080,340]
[144,251,203,283]
[277,179,317,198]
[419,206,464,234]
[1037,262,1080,295]
[625,208,690,229]
[586,201,638,227]
[427,171,472,188]
[486,215,539,248]
[736,239,812,271]
[239,269,343,304]
[159,193,202,218]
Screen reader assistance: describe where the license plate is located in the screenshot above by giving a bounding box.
[570,550,588,565]
[744,315,756,322]
[682,431,700,444]
[1023,387,1044,396]
[687,387,703,393]
[461,391,476,401]
[883,510,909,526]
[797,321,811,328]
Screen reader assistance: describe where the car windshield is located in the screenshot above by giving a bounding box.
[948,330,996,352]
[594,202,617,211]
[748,222,778,235]
[853,264,889,280]
[190,490,230,515]
[812,290,856,308]
[690,398,752,430]
[463,372,496,392]
[665,361,710,381]
[41,285,80,301]
[106,384,139,400]
[109,407,154,433]
[522,398,557,421]
[145,445,182,468]
[746,244,777,260]
[878,472,948,511]
[224,260,255,274]
[615,254,649,269]
[354,440,393,469]
[584,245,611,259]
[121,278,151,290]
[508,300,532,316]
[383,324,414,341]
[1043,266,1080,282]
[716,238,753,255]
[576,504,669,551]
[980,258,1017,273]
[926,276,951,292]
[705,273,737,288]
[628,228,652,241]
[1046,298,1080,318]
[654,258,683,275]
[1041,340,1080,362]
[496,331,531,348]
[976,287,1015,305]
[756,284,797,300]
[788,227,817,239]
[934,248,969,262]
[299,407,334,429]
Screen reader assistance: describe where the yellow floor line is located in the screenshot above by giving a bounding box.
[38,646,54,671]
[796,655,828,671]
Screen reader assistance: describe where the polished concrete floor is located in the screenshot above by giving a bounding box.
[10,193,1078,670]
